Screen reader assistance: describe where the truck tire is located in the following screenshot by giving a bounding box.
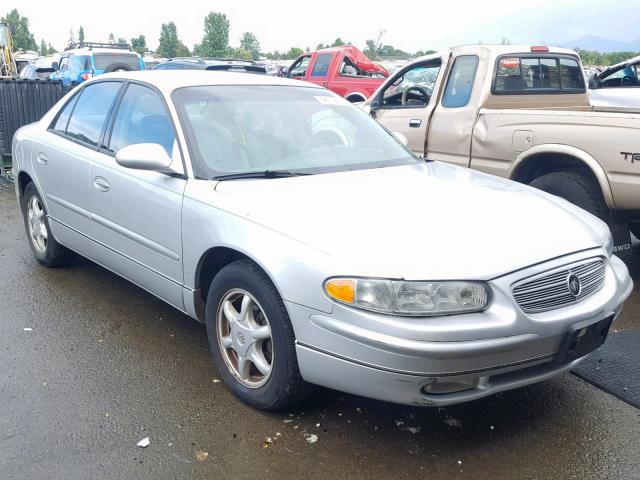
[529,171,609,222]
[205,259,313,410]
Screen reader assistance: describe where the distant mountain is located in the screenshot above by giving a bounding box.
[554,35,640,52]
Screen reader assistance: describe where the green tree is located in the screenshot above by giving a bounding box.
[131,35,147,55]
[231,47,252,61]
[2,9,37,51]
[48,43,58,54]
[364,39,377,59]
[285,47,304,59]
[108,33,115,43]
[196,12,230,57]
[67,29,75,47]
[331,38,345,47]
[157,22,189,58]
[239,31,260,60]
[117,37,127,44]
[78,26,85,44]
[39,39,47,56]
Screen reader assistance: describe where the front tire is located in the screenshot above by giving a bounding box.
[205,259,311,410]
[529,171,609,221]
[21,182,75,267]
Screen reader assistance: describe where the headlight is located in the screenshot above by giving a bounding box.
[324,278,491,316]
[604,232,614,257]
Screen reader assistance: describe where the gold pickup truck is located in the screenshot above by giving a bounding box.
[363,45,640,253]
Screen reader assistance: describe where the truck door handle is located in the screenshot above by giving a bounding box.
[36,153,48,164]
[409,119,422,128]
[93,176,110,192]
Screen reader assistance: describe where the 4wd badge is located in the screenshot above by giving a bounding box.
[620,152,640,163]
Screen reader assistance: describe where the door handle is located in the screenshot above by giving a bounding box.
[36,153,48,164]
[93,176,110,192]
[409,119,422,128]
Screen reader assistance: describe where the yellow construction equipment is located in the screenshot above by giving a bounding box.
[0,22,17,78]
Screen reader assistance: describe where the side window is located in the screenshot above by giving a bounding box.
[288,56,311,77]
[66,82,122,146]
[310,54,333,77]
[494,56,585,94]
[381,62,441,108]
[51,93,80,133]
[108,83,175,156]
[442,56,479,108]
[59,57,69,70]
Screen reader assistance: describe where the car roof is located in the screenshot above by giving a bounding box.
[63,48,139,55]
[92,70,323,95]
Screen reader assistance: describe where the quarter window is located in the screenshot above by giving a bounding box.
[494,55,585,94]
[310,54,333,77]
[51,93,80,133]
[442,55,479,108]
[65,82,121,146]
[108,83,175,156]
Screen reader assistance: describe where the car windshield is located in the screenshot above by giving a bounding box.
[172,85,418,178]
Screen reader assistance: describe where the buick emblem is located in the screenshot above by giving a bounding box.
[567,273,581,297]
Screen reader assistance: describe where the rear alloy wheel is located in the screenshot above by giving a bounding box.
[21,182,75,267]
[205,259,312,410]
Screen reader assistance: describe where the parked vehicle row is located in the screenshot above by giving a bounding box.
[12,70,632,410]
[362,44,640,253]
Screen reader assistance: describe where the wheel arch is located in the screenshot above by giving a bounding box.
[509,144,616,209]
[192,246,284,323]
[345,92,367,103]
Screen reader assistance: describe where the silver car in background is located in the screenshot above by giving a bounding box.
[12,71,633,410]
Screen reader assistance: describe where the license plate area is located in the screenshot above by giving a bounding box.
[557,315,614,364]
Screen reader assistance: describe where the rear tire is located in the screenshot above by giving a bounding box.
[21,182,75,267]
[205,259,312,410]
[529,171,609,221]
[105,63,132,73]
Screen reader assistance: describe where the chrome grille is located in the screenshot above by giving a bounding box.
[513,259,606,314]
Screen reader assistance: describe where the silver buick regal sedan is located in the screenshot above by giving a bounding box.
[12,72,633,410]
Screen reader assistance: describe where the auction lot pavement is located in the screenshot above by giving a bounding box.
[1,177,639,480]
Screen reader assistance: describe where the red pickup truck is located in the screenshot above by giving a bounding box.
[287,45,389,102]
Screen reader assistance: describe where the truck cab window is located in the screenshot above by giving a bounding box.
[310,54,333,77]
[288,56,311,78]
[380,62,441,108]
[494,55,585,94]
[442,55,479,108]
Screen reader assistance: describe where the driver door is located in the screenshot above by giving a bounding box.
[372,59,444,155]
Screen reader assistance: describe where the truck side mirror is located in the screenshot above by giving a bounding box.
[52,61,59,70]
[588,73,599,89]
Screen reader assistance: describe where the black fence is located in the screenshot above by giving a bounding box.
[0,79,70,158]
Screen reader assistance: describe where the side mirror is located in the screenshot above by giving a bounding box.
[588,73,599,89]
[392,131,408,146]
[52,61,59,70]
[115,143,173,172]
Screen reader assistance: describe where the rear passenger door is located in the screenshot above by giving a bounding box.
[90,81,187,309]
[34,81,123,257]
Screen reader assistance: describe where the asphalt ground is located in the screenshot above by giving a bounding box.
[1,177,639,480]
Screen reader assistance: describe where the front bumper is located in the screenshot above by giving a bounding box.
[289,250,633,406]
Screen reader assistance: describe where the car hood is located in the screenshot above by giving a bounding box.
[213,162,608,280]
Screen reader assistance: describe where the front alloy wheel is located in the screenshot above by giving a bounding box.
[217,289,274,388]
[205,259,312,410]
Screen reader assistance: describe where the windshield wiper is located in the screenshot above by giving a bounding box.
[212,170,311,181]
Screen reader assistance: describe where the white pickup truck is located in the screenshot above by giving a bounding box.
[363,45,640,254]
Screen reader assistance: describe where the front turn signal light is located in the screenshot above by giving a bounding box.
[324,278,356,304]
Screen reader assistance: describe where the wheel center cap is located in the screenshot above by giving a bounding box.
[236,331,246,346]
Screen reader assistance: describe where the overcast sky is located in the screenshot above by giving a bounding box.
[12,0,640,53]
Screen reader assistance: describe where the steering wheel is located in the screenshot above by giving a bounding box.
[401,86,430,106]
[622,75,635,87]
[312,126,350,146]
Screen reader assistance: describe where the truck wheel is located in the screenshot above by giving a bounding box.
[21,182,75,267]
[105,63,132,73]
[528,171,608,221]
[205,259,312,410]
